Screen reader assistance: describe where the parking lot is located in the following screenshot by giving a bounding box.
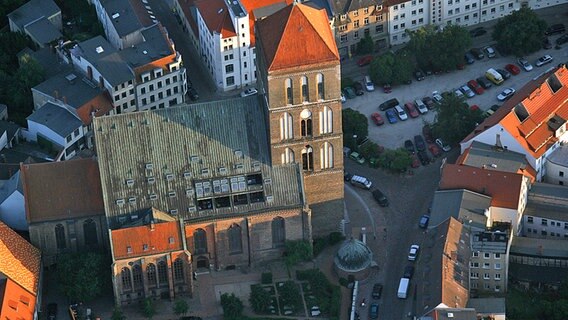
[342,39,568,151]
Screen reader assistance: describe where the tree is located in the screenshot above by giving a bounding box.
[249,284,271,314]
[492,7,547,57]
[57,252,110,302]
[342,108,369,149]
[278,281,302,312]
[283,240,312,267]
[369,51,413,85]
[111,307,126,320]
[142,298,155,319]
[407,25,471,71]
[220,293,244,320]
[377,149,412,173]
[431,93,483,146]
[356,34,374,55]
[173,299,189,316]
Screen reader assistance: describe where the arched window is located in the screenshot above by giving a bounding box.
[272,217,285,247]
[280,112,293,140]
[132,264,143,290]
[83,219,98,247]
[301,76,309,102]
[317,73,324,100]
[320,142,334,169]
[157,261,168,287]
[319,106,333,134]
[173,258,185,283]
[285,78,293,105]
[281,148,295,164]
[300,109,312,137]
[301,146,314,171]
[228,224,243,254]
[55,224,66,249]
[194,229,208,254]
[147,263,157,287]
[121,267,132,291]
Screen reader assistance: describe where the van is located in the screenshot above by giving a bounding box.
[372,189,389,207]
[394,105,408,121]
[485,68,503,85]
[350,175,372,190]
[364,75,375,92]
[397,278,410,299]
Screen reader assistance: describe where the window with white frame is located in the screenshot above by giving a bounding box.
[285,78,293,105]
[280,112,293,140]
[281,148,295,164]
[495,263,501,269]
[319,106,333,134]
[320,142,334,169]
[317,73,324,100]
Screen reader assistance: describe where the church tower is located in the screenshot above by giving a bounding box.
[256,3,344,235]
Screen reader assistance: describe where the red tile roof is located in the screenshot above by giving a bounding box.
[195,0,236,38]
[0,221,41,295]
[21,158,104,223]
[256,3,339,71]
[111,220,183,259]
[76,92,114,125]
[240,0,293,46]
[439,164,524,209]
[0,278,37,320]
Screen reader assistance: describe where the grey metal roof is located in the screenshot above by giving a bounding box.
[430,189,490,230]
[24,17,62,45]
[471,230,508,253]
[100,0,149,37]
[72,36,134,86]
[466,298,506,315]
[119,24,173,67]
[27,102,82,138]
[8,0,60,30]
[0,121,21,142]
[547,144,568,166]
[462,141,529,173]
[511,236,568,258]
[33,69,105,110]
[93,96,305,227]
[524,182,568,221]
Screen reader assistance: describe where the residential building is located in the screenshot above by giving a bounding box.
[434,0,481,26]
[521,183,568,240]
[429,189,491,230]
[387,0,430,45]
[20,158,107,267]
[467,298,506,320]
[256,3,345,232]
[332,0,388,58]
[470,223,510,294]
[525,0,566,9]
[0,221,42,320]
[0,121,22,151]
[0,171,24,231]
[461,66,568,182]
[110,218,192,305]
[478,0,519,23]
[173,0,200,50]
[7,0,62,48]
[545,144,568,186]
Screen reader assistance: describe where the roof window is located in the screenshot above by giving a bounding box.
[127,246,132,253]
[116,199,125,205]
[547,74,562,94]
[166,173,174,181]
[126,179,134,187]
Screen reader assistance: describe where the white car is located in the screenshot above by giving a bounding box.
[310,306,321,316]
[535,54,553,67]
[414,99,428,114]
[483,46,496,58]
[460,85,475,98]
[454,89,464,98]
[364,75,375,92]
[517,58,533,72]
[435,138,451,152]
[432,91,443,103]
[497,88,515,101]
[408,244,420,261]
[240,88,258,97]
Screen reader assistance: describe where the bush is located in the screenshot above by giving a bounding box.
[261,272,273,284]
[220,293,244,320]
[278,281,302,312]
[249,284,271,314]
[338,278,349,287]
[283,240,312,267]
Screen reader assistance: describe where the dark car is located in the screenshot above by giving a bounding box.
[464,52,475,64]
[422,125,433,143]
[469,27,487,37]
[422,96,435,110]
[476,77,492,89]
[372,189,389,207]
[414,70,425,81]
[545,23,565,36]
[404,139,415,154]
[188,87,199,101]
[417,150,430,165]
[385,109,398,124]
[404,265,415,279]
[556,34,568,46]
[369,303,379,319]
[47,303,58,320]
[357,55,373,66]
[470,48,484,60]
[542,37,553,49]
[344,87,356,99]
[372,283,383,299]
[419,214,430,228]
[496,68,511,80]
[505,64,521,75]
[414,135,426,151]
[353,81,364,95]
[379,98,400,111]
[383,83,392,93]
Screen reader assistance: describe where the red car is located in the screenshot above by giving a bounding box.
[505,64,521,75]
[470,104,480,111]
[467,79,484,95]
[383,84,392,93]
[357,55,373,67]
[405,102,420,118]
[370,112,385,126]
[428,143,442,158]
[411,154,420,168]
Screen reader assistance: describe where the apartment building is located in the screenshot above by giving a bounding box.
[434,0,481,26]
[332,0,388,58]
[545,144,568,186]
[387,0,430,45]
[525,0,566,10]
[521,183,568,239]
[478,0,519,23]
[470,224,510,294]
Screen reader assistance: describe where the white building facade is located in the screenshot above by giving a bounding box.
[388,0,430,45]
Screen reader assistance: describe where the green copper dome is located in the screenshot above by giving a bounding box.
[334,238,372,273]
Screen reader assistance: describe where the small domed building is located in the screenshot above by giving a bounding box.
[334,238,373,280]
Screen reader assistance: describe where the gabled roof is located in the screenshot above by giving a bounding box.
[240,0,294,46]
[99,0,154,37]
[0,170,22,204]
[463,66,568,159]
[430,189,490,230]
[439,164,524,210]
[111,220,183,259]
[24,16,62,45]
[0,121,22,144]
[26,102,82,139]
[21,158,104,224]
[195,0,236,38]
[8,0,60,30]
[256,3,339,72]
[0,221,41,295]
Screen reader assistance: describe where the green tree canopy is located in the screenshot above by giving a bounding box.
[173,299,189,316]
[369,51,413,85]
[431,93,483,146]
[283,240,313,267]
[342,108,369,150]
[220,293,244,320]
[356,34,374,55]
[407,25,471,71]
[377,148,412,173]
[142,298,155,319]
[57,252,110,302]
[492,7,547,57]
[249,284,271,314]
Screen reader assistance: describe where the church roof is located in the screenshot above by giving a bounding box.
[334,238,372,272]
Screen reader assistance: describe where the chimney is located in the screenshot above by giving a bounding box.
[63,96,67,105]
[495,133,503,148]
[54,90,59,100]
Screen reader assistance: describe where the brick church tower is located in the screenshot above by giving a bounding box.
[256,3,344,235]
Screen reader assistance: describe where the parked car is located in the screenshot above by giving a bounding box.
[383,83,392,93]
[240,88,258,97]
[467,80,484,95]
[414,70,425,81]
[454,88,464,99]
[364,75,375,92]
[372,189,389,207]
[505,64,520,75]
[432,91,443,103]
[428,143,442,157]
[422,125,434,143]
[535,54,553,67]
[343,87,356,99]
[470,48,484,60]
[460,85,475,98]
[410,154,420,168]
[370,112,384,126]
[436,138,451,152]
[476,77,492,89]
[545,23,565,35]
[464,52,475,64]
[395,105,408,121]
[414,135,426,151]
[483,104,501,118]
[372,283,383,299]
[419,214,430,228]
[470,104,480,112]
[408,244,420,261]
[517,58,533,71]
[556,34,568,46]
[404,139,415,154]
[483,46,496,58]
[542,37,553,49]
[385,109,398,123]
[469,27,487,37]
[357,55,373,66]
[414,99,428,114]
[497,88,515,101]
[353,81,365,95]
[422,96,435,109]
[369,304,379,319]
[496,68,511,80]
[417,150,430,165]
[404,102,420,118]
[311,306,321,317]
[404,265,415,279]
[344,172,353,181]
[379,98,400,111]
[349,152,365,164]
